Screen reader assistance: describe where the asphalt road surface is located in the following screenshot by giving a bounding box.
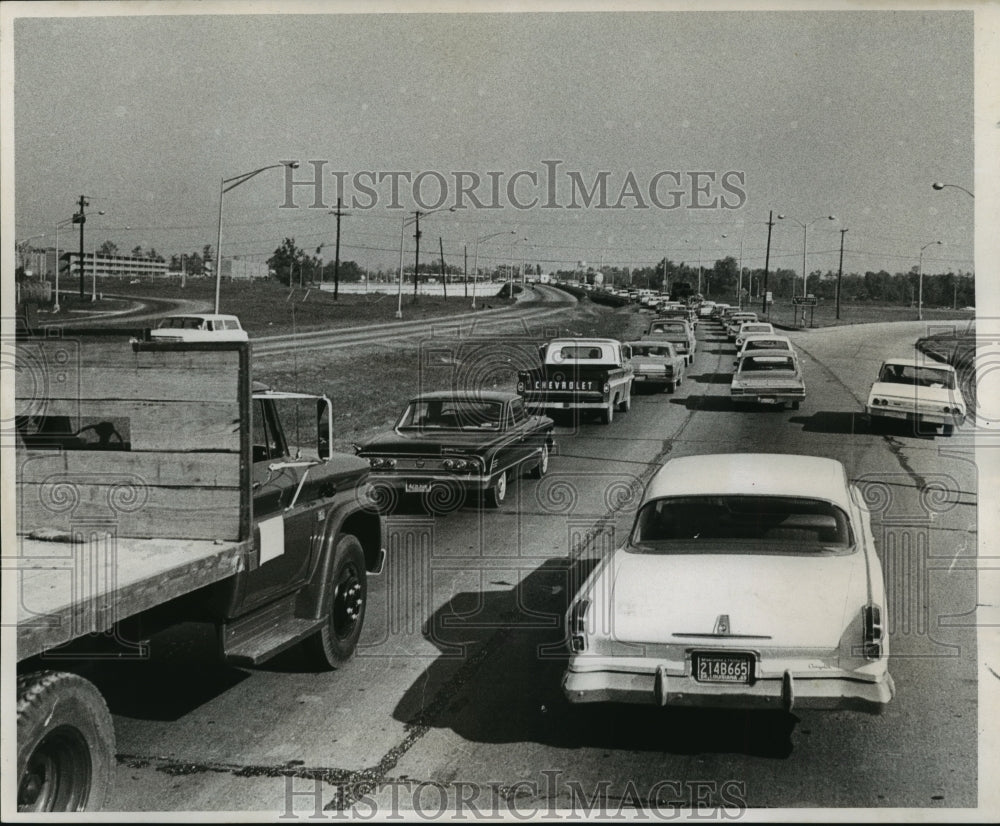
[96,314,981,815]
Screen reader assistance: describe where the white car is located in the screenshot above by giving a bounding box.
[865,358,966,436]
[563,453,895,712]
[726,312,758,340]
[734,322,776,348]
[149,313,249,342]
[735,334,794,361]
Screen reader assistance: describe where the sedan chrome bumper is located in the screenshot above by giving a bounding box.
[563,665,894,713]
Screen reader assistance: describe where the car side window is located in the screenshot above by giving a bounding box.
[510,398,528,425]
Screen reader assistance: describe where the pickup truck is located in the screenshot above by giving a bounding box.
[642,319,696,364]
[12,333,385,811]
[517,337,634,424]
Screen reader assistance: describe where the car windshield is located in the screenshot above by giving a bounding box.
[630,495,853,554]
[397,399,504,430]
[738,356,796,372]
[741,325,772,334]
[651,323,685,333]
[878,364,956,389]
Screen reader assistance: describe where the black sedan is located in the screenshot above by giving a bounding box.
[355,391,554,511]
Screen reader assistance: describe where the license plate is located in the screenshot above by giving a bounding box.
[758,397,777,404]
[405,482,431,493]
[694,653,754,684]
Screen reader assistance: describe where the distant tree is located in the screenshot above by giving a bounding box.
[131,245,144,258]
[98,240,119,257]
[267,238,305,286]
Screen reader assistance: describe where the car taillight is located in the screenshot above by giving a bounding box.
[569,599,591,652]
[862,604,884,660]
[370,457,397,469]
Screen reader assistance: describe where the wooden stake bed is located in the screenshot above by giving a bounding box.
[13,336,254,662]
[14,534,250,660]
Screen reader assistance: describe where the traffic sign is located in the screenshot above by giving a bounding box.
[792,296,818,306]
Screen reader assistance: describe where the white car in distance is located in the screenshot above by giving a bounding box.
[149,313,249,343]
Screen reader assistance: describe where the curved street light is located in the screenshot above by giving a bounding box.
[931,182,974,199]
[509,236,529,295]
[396,207,455,319]
[917,240,943,321]
[472,230,515,309]
[777,214,836,300]
[214,161,299,314]
[721,232,745,307]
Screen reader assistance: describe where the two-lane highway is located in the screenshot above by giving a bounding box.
[103,312,980,814]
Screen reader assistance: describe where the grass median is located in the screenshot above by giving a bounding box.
[37,276,517,335]
[255,300,634,453]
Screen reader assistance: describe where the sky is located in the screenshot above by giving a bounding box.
[8,5,977,279]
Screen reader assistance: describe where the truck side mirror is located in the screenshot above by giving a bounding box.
[538,343,548,361]
[622,345,632,359]
[317,397,333,461]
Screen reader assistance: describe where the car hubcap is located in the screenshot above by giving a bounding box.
[333,567,363,640]
[18,728,91,812]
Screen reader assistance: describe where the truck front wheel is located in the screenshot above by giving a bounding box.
[303,534,367,669]
[601,403,614,424]
[17,671,114,812]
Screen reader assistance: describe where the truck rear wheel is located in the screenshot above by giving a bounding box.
[17,671,114,812]
[302,534,367,669]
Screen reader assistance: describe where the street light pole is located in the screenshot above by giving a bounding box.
[917,240,943,321]
[778,213,836,299]
[396,207,455,318]
[836,228,848,320]
[472,230,514,309]
[214,161,299,314]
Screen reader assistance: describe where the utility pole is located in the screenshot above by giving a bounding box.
[463,243,468,299]
[413,212,421,299]
[439,236,447,300]
[75,195,89,298]
[762,210,775,316]
[836,228,848,320]
[330,197,348,300]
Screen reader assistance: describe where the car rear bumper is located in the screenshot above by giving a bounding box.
[368,471,492,493]
[865,406,965,427]
[732,389,806,403]
[562,665,894,713]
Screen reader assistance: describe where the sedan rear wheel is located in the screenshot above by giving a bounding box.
[529,444,549,478]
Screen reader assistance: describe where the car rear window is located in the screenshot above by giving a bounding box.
[738,356,796,372]
[398,399,504,430]
[631,495,853,554]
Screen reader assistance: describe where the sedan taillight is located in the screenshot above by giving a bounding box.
[862,604,884,660]
[569,599,591,652]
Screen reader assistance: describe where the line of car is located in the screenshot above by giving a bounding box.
[349,295,966,715]
[168,297,962,717]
